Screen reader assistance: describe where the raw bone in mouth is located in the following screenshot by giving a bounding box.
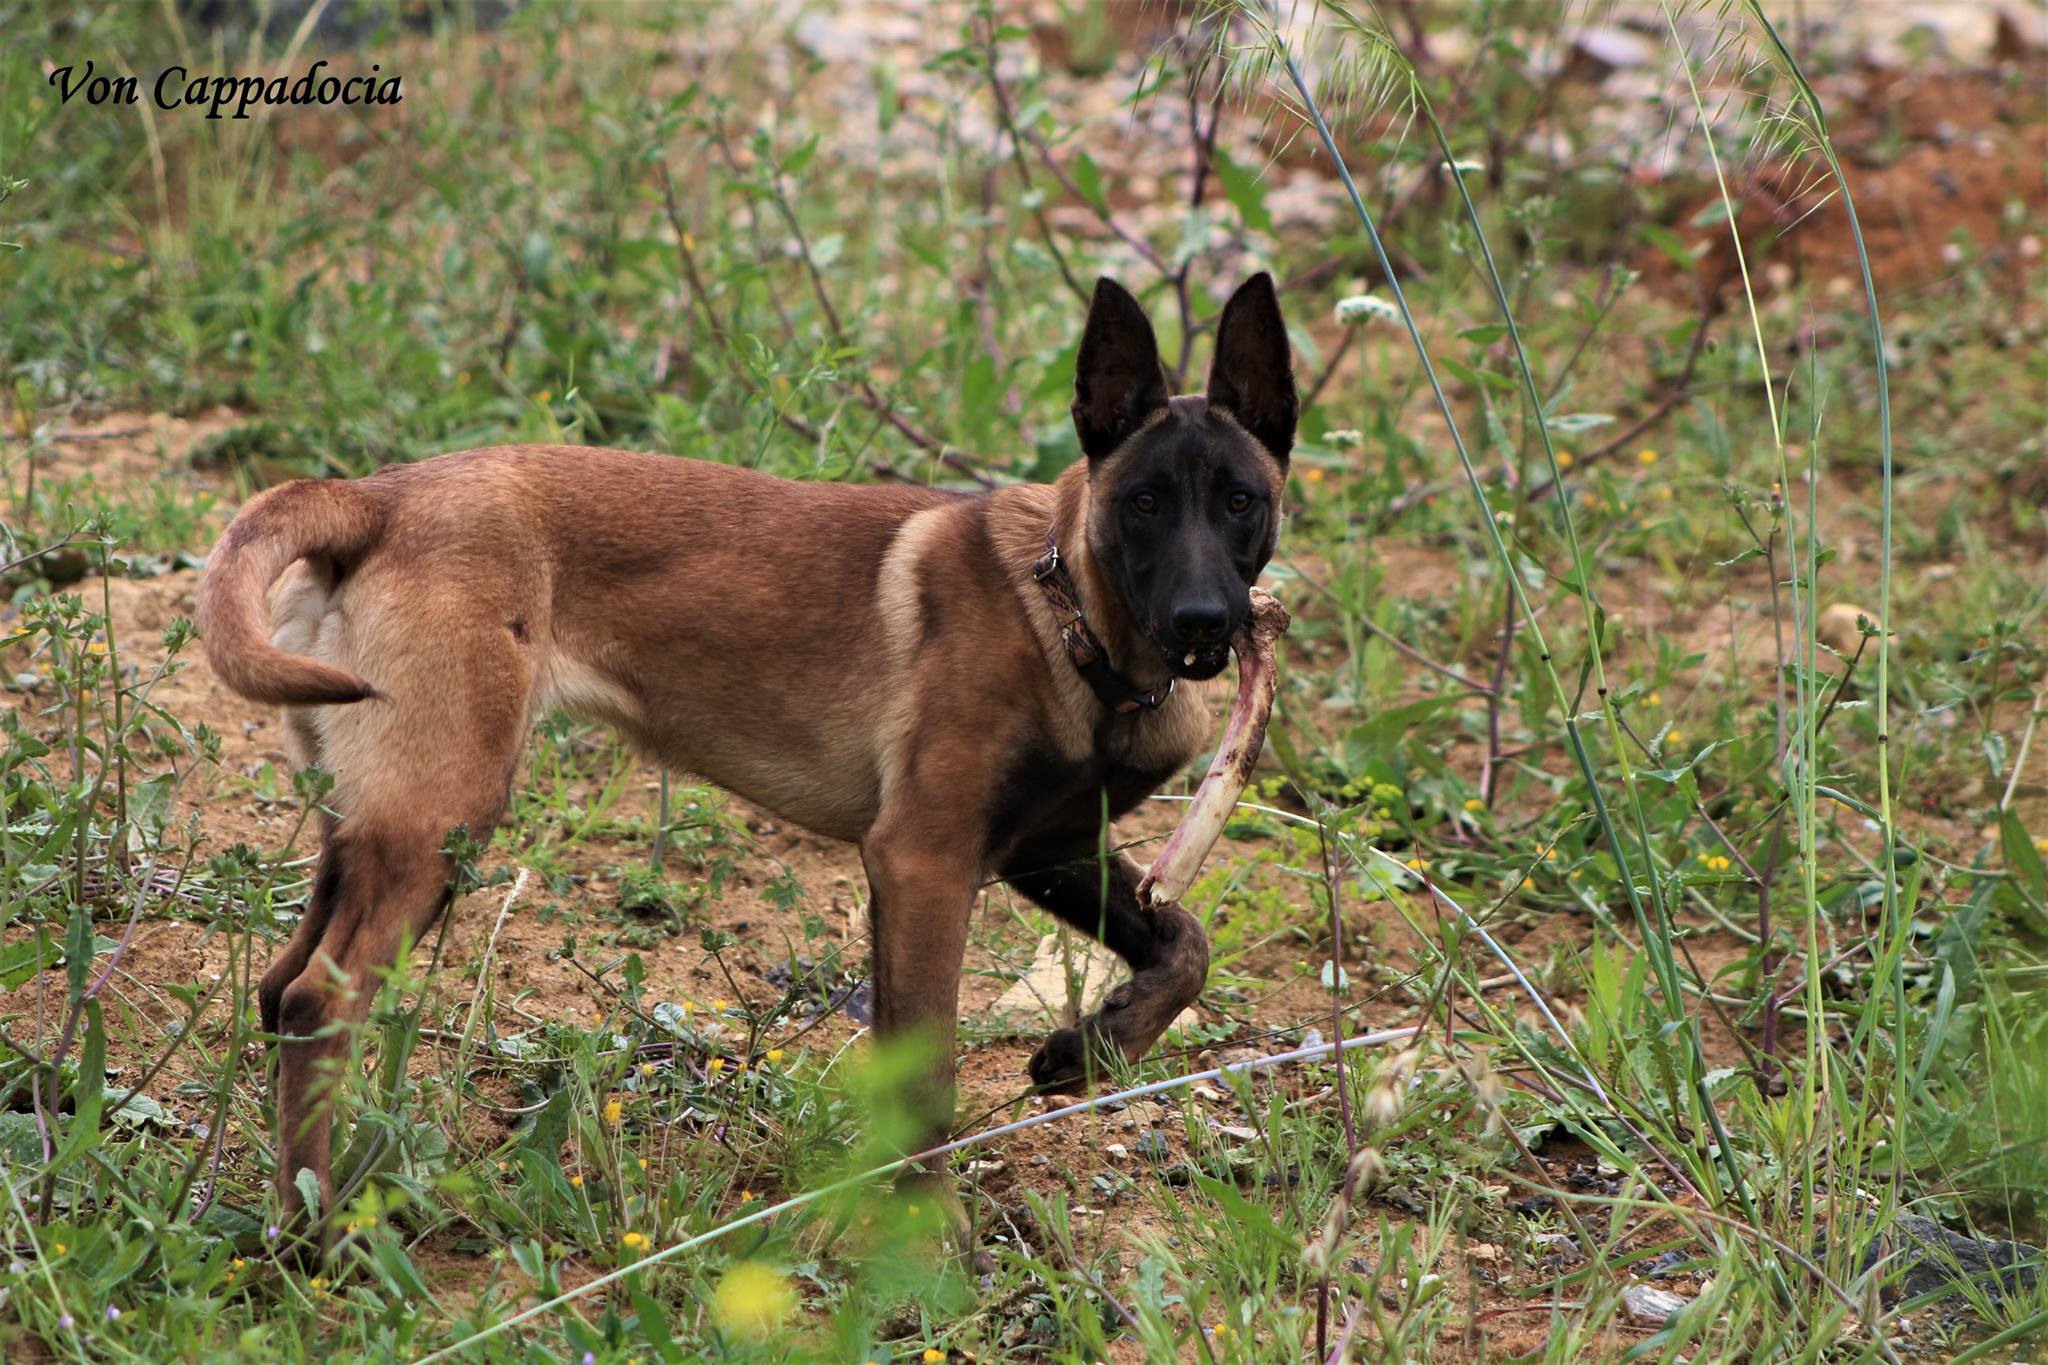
[1137,587,1290,911]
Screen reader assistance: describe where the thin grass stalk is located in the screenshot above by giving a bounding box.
[1745,1,1909,1263]
[1657,1,1820,1261]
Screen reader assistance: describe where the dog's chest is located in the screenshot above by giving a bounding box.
[989,718,1201,857]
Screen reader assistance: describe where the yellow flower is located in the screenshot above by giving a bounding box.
[1404,857,1429,871]
[53,1242,66,1256]
[537,389,552,403]
[310,1276,328,1292]
[765,1048,784,1064]
[605,1098,623,1124]
[1637,448,1658,465]
[569,1174,584,1188]
[740,1189,755,1204]
[1544,848,1559,862]
[345,1221,358,1236]
[1304,467,1326,482]
[924,1352,946,1364]
[1646,692,1661,706]
[710,1261,796,1338]
[1665,730,1683,747]
[708,1057,726,1074]
[87,640,109,655]
[621,1231,648,1250]
[2035,836,2048,854]
[232,1258,245,1269]
[640,1062,657,1076]
[1463,798,1484,812]
[714,999,731,1012]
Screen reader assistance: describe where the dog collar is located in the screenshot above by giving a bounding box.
[1031,532,1175,715]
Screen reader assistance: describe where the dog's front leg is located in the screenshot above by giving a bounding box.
[1000,837,1210,1093]
[859,809,984,1248]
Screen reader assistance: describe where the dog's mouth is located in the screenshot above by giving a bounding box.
[1163,642,1231,681]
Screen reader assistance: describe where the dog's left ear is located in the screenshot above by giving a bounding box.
[1206,272,1297,464]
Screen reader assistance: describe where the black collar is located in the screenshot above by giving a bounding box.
[1031,532,1175,715]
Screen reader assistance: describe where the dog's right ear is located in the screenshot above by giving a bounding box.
[1072,277,1170,459]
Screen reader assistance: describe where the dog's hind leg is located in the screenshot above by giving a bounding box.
[268,610,534,1251]
[998,834,1210,1093]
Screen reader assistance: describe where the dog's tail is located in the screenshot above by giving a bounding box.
[198,478,386,706]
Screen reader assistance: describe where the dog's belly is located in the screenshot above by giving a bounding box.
[537,649,884,843]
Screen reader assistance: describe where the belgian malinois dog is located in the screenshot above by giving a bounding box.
[199,273,1295,1246]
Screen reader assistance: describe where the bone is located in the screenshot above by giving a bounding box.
[1138,588,1291,910]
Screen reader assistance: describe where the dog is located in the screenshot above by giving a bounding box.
[197,272,1296,1245]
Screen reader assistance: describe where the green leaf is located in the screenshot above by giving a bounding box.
[1688,198,1732,228]
[370,1238,433,1300]
[519,1083,572,1156]
[1211,150,1272,233]
[0,928,56,990]
[781,134,820,177]
[0,1111,41,1167]
[1070,151,1108,215]
[1999,809,2046,910]
[631,1290,685,1365]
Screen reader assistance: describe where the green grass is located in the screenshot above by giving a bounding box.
[2,0,2045,1360]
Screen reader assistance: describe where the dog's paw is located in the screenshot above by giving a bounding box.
[1027,1026,1094,1094]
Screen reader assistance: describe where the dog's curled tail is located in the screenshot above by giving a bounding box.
[198,478,385,706]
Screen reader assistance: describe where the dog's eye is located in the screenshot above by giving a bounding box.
[1228,490,1253,515]
[1133,492,1157,515]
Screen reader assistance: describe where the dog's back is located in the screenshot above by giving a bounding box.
[204,444,993,839]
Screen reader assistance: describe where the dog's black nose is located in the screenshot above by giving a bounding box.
[1172,601,1230,646]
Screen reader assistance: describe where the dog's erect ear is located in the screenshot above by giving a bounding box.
[1206,272,1297,464]
[1072,277,1170,459]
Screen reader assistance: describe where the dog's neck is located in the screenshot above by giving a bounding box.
[1047,467,1175,696]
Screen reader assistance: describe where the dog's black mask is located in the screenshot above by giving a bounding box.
[1072,274,1297,681]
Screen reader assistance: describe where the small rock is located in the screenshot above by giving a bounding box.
[1621,1284,1691,1326]
[1573,25,1658,73]
[1818,603,1878,654]
[1137,1130,1170,1162]
[1105,1142,1130,1160]
[9,671,43,692]
[1867,1215,2043,1305]
[990,935,1198,1031]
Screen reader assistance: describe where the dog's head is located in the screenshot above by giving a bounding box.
[1073,274,1296,682]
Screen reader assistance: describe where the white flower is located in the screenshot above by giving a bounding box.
[1325,428,1364,450]
[1335,294,1401,327]
[1441,158,1484,175]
